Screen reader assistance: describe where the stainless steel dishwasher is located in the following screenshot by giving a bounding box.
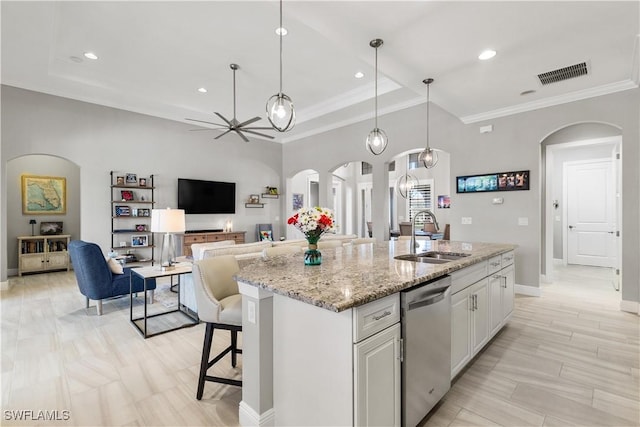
[401,275,452,427]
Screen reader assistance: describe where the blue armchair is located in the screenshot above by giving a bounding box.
[68,240,156,315]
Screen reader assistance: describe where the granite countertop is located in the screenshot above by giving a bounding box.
[235,240,516,312]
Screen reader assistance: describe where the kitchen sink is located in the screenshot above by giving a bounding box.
[394,251,470,264]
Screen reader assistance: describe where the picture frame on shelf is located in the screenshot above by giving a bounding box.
[248,194,260,204]
[40,221,64,235]
[115,205,131,216]
[125,173,137,185]
[139,178,147,187]
[135,224,147,232]
[116,176,125,186]
[131,235,148,247]
[121,190,134,201]
[138,208,150,217]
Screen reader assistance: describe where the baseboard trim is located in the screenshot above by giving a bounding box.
[620,299,639,315]
[239,401,275,427]
[515,284,542,297]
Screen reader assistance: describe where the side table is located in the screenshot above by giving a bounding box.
[130,263,199,338]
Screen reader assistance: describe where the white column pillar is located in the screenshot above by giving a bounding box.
[238,282,275,427]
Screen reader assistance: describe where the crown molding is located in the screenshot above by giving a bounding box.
[460,80,638,124]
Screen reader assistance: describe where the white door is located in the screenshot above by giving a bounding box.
[565,160,615,267]
[358,183,373,238]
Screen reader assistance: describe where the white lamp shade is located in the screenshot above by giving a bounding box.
[151,208,186,233]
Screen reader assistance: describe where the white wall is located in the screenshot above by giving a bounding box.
[1,86,283,276]
[282,88,640,307]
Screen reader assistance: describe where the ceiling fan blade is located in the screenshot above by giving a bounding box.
[235,130,250,142]
[189,127,227,131]
[215,112,233,126]
[185,118,227,127]
[237,116,262,128]
[214,129,233,140]
[244,126,277,130]
[242,129,276,139]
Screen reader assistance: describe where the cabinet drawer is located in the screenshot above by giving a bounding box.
[353,293,400,343]
[450,261,488,294]
[184,235,206,244]
[487,256,502,275]
[207,234,226,242]
[501,251,514,267]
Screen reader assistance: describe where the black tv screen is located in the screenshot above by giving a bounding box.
[178,178,236,214]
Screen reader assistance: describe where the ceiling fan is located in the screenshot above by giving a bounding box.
[186,63,274,142]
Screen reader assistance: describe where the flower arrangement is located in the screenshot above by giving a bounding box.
[287,207,336,242]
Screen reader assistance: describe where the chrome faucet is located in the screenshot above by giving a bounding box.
[410,209,440,254]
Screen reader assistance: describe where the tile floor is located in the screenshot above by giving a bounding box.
[1,263,638,426]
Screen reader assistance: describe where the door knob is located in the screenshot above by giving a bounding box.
[568,225,574,230]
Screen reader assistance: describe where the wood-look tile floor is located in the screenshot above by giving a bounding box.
[1,264,638,426]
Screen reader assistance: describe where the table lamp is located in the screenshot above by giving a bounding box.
[29,219,37,236]
[151,208,185,271]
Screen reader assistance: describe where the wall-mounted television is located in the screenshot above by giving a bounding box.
[178,178,236,214]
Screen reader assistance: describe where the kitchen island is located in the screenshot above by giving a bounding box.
[235,239,516,427]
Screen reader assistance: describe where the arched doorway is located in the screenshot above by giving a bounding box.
[541,122,622,296]
[5,154,81,276]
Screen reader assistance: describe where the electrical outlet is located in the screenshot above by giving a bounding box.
[518,217,529,226]
[247,301,256,324]
[461,217,472,225]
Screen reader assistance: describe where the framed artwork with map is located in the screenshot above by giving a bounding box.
[21,175,67,215]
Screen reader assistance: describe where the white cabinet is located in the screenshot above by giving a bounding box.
[18,235,71,276]
[354,323,401,427]
[451,278,489,378]
[451,251,515,379]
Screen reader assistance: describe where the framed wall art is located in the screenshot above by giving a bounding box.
[292,193,304,210]
[457,170,529,194]
[21,175,67,215]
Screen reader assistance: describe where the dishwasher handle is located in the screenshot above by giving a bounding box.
[407,289,448,311]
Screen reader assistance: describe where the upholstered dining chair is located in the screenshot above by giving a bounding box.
[262,245,301,259]
[399,222,413,236]
[192,255,242,399]
[68,240,156,315]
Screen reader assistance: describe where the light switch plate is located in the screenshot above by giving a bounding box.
[518,217,529,226]
[462,217,472,225]
[492,197,504,204]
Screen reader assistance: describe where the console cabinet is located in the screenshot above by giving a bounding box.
[181,231,246,256]
[18,235,71,276]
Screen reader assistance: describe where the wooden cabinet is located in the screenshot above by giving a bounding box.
[354,323,401,427]
[110,171,155,264]
[181,231,246,256]
[18,235,71,276]
[451,278,489,377]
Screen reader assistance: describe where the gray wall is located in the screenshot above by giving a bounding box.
[1,85,283,277]
[282,88,640,306]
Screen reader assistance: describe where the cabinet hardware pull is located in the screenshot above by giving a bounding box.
[502,276,507,288]
[399,338,404,362]
[372,310,391,321]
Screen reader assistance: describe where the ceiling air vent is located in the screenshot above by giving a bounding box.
[537,62,588,85]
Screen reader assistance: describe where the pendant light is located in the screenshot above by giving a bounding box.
[365,38,388,156]
[418,78,438,168]
[266,0,295,132]
[396,155,419,199]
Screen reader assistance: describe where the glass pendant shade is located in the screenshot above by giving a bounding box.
[267,93,295,132]
[366,128,388,156]
[396,171,418,199]
[365,38,387,156]
[420,78,438,169]
[266,0,295,132]
[418,147,438,168]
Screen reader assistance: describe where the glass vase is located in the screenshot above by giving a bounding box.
[304,236,322,266]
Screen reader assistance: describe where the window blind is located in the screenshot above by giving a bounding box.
[408,184,432,224]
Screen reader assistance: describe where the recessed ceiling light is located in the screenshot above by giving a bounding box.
[83,52,98,60]
[275,27,288,36]
[478,49,496,60]
[354,71,364,79]
[197,87,208,93]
